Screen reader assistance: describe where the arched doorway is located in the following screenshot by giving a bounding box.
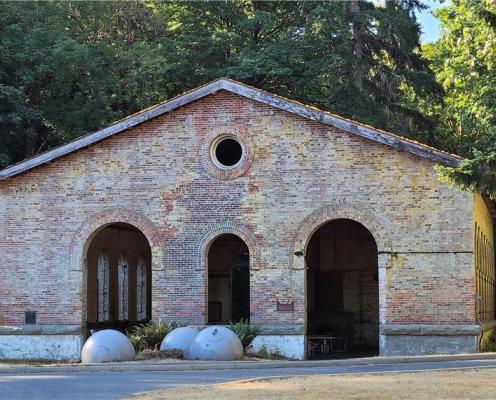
[207,234,250,324]
[85,223,152,334]
[305,219,378,359]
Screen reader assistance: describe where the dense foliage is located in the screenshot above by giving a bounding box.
[427,0,496,198]
[127,320,181,352]
[0,0,434,165]
[229,319,261,349]
[0,0,494,197]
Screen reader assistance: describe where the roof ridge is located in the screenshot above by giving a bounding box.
[221,79,462,163]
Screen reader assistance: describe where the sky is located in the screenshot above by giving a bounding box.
[416,0,448,43]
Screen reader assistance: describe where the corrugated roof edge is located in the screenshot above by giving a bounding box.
[0,77,462,181]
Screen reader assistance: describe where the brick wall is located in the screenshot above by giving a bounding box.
[0,90,475,330]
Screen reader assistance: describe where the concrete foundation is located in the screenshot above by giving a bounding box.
[380,324,481,356]
[379,324,481,356]
[0,335,81,360]
[251,335,305,360]
[380,335,478,356]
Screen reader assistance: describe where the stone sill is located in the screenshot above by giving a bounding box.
[380,324,481,336]
[0,325,82,336]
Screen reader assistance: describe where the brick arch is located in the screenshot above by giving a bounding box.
[198,124,255,180]
[291,202,392,269]
[69,208,165,273]
[198,222,260,271]
[69,209,164,328]
[198,222,258,325]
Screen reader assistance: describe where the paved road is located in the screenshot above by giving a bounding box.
[3,359,496,400]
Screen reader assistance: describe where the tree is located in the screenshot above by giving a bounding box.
[0,1,174,167]
[153,0,437,137]
[427,0,496,197]
[334,0,440,142]
[436,151,496,200]
[0,0,437,169]
[0,2,117,163]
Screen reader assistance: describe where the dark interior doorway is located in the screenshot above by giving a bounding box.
[306,219,378,359]
[85,223,152,335]
[207,234,250,324]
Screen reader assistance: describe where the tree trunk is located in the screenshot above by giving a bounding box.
[25,125,38,159]
[351,0,364,91]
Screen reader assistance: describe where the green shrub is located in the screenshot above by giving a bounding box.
[482,331,496,352]
[229,319,261,349]
[127,320,182,353]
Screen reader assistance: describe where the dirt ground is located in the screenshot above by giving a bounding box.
[129,367,496,400]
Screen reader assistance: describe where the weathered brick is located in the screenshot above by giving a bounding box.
[0,88,489,358]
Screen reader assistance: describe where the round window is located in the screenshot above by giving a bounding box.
[212,137,243,168]
[200,125,254,179]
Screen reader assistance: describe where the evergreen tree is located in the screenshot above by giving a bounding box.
[153,0,437,139]
[428,0,496,198]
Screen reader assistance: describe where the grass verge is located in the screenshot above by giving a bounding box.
[127,367,496,400]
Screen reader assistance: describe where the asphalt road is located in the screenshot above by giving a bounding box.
[3,359,496,400]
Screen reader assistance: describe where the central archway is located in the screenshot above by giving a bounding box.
[305,219,379,359]
[85,222,152,334]
[207,234,250,324]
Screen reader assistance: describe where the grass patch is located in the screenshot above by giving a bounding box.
[126,367,496,399]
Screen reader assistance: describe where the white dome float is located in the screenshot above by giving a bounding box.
[160,326,198,358]
[81,329,135,364]
[188,326,243,361]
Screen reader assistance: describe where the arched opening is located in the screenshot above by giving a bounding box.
[85,223,152,334]
[207,234,250,324]
[305,219,378,359]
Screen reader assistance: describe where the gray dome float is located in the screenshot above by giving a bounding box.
[160,326,198,358]
[188,326,243,361]
[81,329,135,364]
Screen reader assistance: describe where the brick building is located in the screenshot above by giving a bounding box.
[0,78,494,360]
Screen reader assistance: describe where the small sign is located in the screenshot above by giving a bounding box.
[277,301,294,312]
[25,311,37,325]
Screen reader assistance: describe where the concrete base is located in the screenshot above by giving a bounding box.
[380,334,478,356]
[0,335,81,360]
[251,335,304,360]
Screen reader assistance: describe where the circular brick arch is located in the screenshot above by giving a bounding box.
[69,208,164,272]
[291,202,392,269]
[198,222,260,271]
[198,124,255,180]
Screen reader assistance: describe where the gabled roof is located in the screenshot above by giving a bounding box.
[0,78,462,181]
